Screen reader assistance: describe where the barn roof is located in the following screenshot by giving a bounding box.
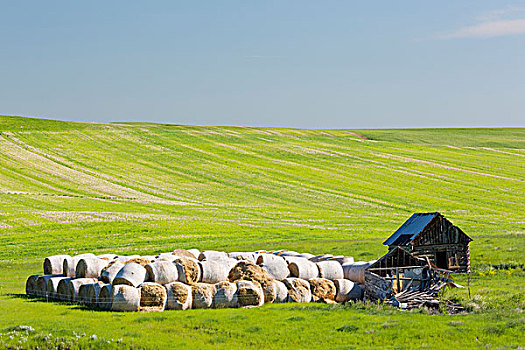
[383,212,438,246]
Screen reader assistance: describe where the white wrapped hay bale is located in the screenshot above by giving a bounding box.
[316,261,344,280]
[297,253,315,259]
[273,280,288,303]
[334,279,363,302]
[191,283,217,309]
[175,257,201,285]
[187,249,200,259]
[227,260,276,303]
[236,280,264,307]
[198,250,228,261]
[100,261,125,284]
[68,278,97,303]
[139,282,167,312]
[111,285,140,312]
[78,283,92,305]
[256,254,290,281]
[98,284,113,310]
[97,254,117,260]
[329,256,354,264]
[213,281,238,308]
[114,255,140,263]
[76,257,109,278]
[26,275,42,297]
[57,278,71,302]
[43,255,71,275]
[342,261,370,284]
[288,258,319,280]
[200,260,230,284]
[284,278,312,303]
[172,249,197,259]
[62,253,96,277]
[227,252,257,262]
[309,254,334,263]
[36,275,60,298]
[112,262,147,287]
[165,282,192,310]
[87,282,106,307]
[47,277,71,300]
[145,261,178,284]
[309,278,337,303]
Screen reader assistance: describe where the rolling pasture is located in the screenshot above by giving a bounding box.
[0,116,523,349]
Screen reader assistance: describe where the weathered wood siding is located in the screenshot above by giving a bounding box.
[364,271,392,302]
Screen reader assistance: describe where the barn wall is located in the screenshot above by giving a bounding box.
[410,244,470,272]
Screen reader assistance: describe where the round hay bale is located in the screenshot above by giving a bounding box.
[87,282,106,307]
[342,261,370,284]
[213,281,238,308]
[165,282,192,310]
[227,252,256,261]
[191,283,216,309]
[145,261,178,285]
[288,258,319,280]
[236,280,264,307]
[97,254,118,260]
[328,256,354,264]
[100,261,125,284]
[316,261,344,280]
[112,262,147,287]
[68,278,97,303]
[309,278,337,303]
[297,253,315,259]
[125,257,153,266]
[256,254,290,281]
[284,278,312,303]
[227,261,275,303]
[76,257,109,279]
[36,275,60,298]
[172,249,196,259]
[43,255,71,275]
[62,253,96,278]
[174,257,201,285]
[98,284,113,310]
[309,254,333,263]
[78,283,91,305]
[57,278,71,302]
[138,282,167,312]
[47,276,70,300]
[334,279,363,302]
[114,255,140,263]
[200,260,229,284]
[187,249,200,259]
[273,280,288,303]
[25,274,42,297]
[111,285,140,312]
[198,250,228,261]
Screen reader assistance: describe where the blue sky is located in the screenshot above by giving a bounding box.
[0,1,524,128]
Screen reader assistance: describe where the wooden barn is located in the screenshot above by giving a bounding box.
[383,212,472,272]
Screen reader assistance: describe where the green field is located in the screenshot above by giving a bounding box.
[0,115,523,349]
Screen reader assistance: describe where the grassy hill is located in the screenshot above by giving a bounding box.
[0,115,523,349]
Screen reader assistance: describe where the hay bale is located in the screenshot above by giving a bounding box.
[125,257,152,266]
[328,256,354,264]
[47,277,70,300]
[187,249,200,259]
[35,275,60,298]
[334,279,363,302]
[114,255,140,263]
[76,257,109,278]
[68,278,97,303]
[64,253,97,278]
[236,280,264,307]
[138,282,167,312]
[25,275,42,297]
[213,281,238,308]
[43,255,71,275]
[277,251,300,257]
[198,250,228,261]
[191,283,216,309]
[273,280,288,303]
[165,282,192,310]
[200,260,230,284]
[57,278,71,302]
[284,278,312,303]
[145,261,178,284]
[172,249,197,259]
[227,260,275,303]
[111,285,140,312]
[288,258,319,280]
[309,278,337,303]
[256,254,290,281]
[78,283,92,305]
[227,252,257,261]
[112,262,147,287]
[98,284,113,310]
[342,261,370,284]
[316,261,344,280]
[309,254,333,263]
[297,253,315,259]
[97,254,118,260]
[175,257,201,285]
[100,261,125,284]
[87,282,106,307]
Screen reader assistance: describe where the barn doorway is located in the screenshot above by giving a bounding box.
[436,251,448,269]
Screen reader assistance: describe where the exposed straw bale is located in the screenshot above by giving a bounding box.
[191,283,216,309]
[213,281,238,308]
[172,249,196,259]
[165,282,192,310]
[174,257,201,285]
[236,280,264,307]
[284,278,312,303]
[139,282,167,312]
[125,257,152,267]
[309,278,337,303]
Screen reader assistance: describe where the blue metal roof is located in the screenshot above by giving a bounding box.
[383,213,438,246]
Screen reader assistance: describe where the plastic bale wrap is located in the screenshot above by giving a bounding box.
[284,278,312,303]
[278,251,300,257]
[78,284,92,305]
[200,260,230,284]
[309,254,333,263]
[342,261,370,284]
[36,275,60,298]
[165,282,192,310]
[309,278,337,303]
[114,255,140,263]
[172,249,197,259]
[191,283,216,309]
[111,285,140,312]
[316,261,344,280]
[228,260,276,303]
[296,253,315,259]
[145,261,178,285]
[57,278,71,302]
[273,280,288,303]
[228,252,256,262]
[26,275,42,297]
[76,257,109,279]
[236,280,264,307]
[213,281,238,308]
[334,279,363,302]
[112,262,147,287]
[187,249,200,259]
[125,257,153,267]
[68,278,97,303]
[98,284,113,310]
[288,258,319,280]
[63,253,97,277]
[47,277,70,300]
[97,254,117,260]
[138,282,167,312]
[175,257,201,285]
[256,254,290,281]
[43,255,71,275]
[100,261,125,284]
[198,250,229,261]
[87,282,106,307]
[329,256,354,264]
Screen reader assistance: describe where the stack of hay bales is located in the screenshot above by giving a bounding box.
[26,248,365,312]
